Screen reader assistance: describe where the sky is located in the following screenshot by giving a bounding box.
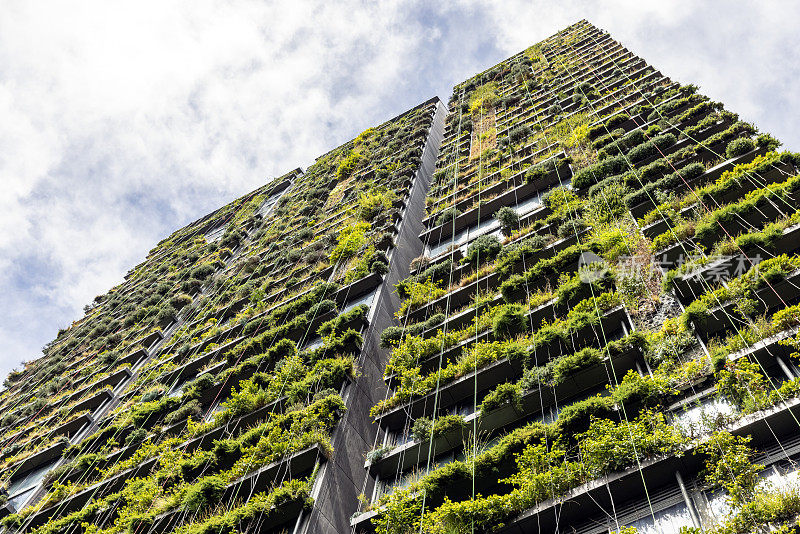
[1,0,799,380]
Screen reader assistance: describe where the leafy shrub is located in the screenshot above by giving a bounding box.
[627,133,677,163]
[481,382,522,413]
[182,475,227,512]
[366,445,393,463]
[410,417,432,441]
[140,385,165,403]
[494,206,519,236]
[371,260,389,275]
[155,304,177,328]
[124,428,148,447]
[359,188,396,221]
[309,299,337,317]
[330,222,369,263]
[572,154,627,189]
[465,234,502,266]
[435,207,461,227]
[556,395,613,434]
[524,156,567,184]
[169,294,192,310]
[190,263,215,280]
[492,303,527,338]
[508,125,532,144]
[336,151,363,180]
[725,137,756,158]
[163,399,202,426]
[432,414,468,436]
[579,411,684,476]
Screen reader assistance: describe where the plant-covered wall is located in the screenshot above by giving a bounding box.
[0,98,439,534]
[354,20,800,534]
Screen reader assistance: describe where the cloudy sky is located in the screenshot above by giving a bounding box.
[1,0,798,379]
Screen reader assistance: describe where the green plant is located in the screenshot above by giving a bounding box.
[366,445,393,463]
[698,431,763,507]
[492,304,526,338]
[411,417,432,441]
[480,382,522,413]
[181,474,226,512]
[494,206,519,236]
[124,428,148,447]
[436,207,461,227]
[465,234,501,266]
[725,137,756,158]
[155,304,177,328]
[330,222,370,263]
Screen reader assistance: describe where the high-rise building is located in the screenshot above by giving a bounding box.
[2,19,800,534]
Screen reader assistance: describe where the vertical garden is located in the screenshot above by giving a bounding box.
[353,20,800,534]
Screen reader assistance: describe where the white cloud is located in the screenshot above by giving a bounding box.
[2,0,799,380]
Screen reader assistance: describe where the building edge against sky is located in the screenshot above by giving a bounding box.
[2,18,800,534]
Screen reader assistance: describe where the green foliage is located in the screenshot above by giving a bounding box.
[465,234,501,266]
[435,207,461,227]
[611,369,677,408]
[163,399,202,426]
[330,222,370,263]
[572,154,627,190]
[494,206,519,236]
[480,382,522,414]
[411,417,433,441]
[468,82,499,113]
[725,137,756,158]
[578,410,685,476]
[336,151,364,180]
[318,304,369,338]
[181,474,226,512]
[155,304,178,328]
[698,431,762,507]
[359,187,396,221]
[396,278,447,317]
[491,303,526,338]
[716,358,770,412]
[626,132,677,163]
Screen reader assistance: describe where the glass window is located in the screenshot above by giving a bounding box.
[205,224,227,243]
[628,501,693,534]
[514,192,542,216]
[760,461,800,492]
[428,186,553,259]
[8,487,34,511]
[702,487,733,525]
[204,401,226,423]
[671,396,734,437]
[7,460,57,502]
[257,192,283,217]
[343,290,376,313]
[166,382,185,398]
[301,336,324,351]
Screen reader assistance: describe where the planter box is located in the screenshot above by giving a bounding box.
[62,367,132,406]
[671,223,800,305]
[67,389,114,419]
[7,440,67,480]
[119,347,148,368]
[422,157,569,246]
[146,448,319,534]
[49,412,92,440]
[406,231,581,324]
[377,305,629,431]
[372,344,641,478]
[692,269,800,339]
